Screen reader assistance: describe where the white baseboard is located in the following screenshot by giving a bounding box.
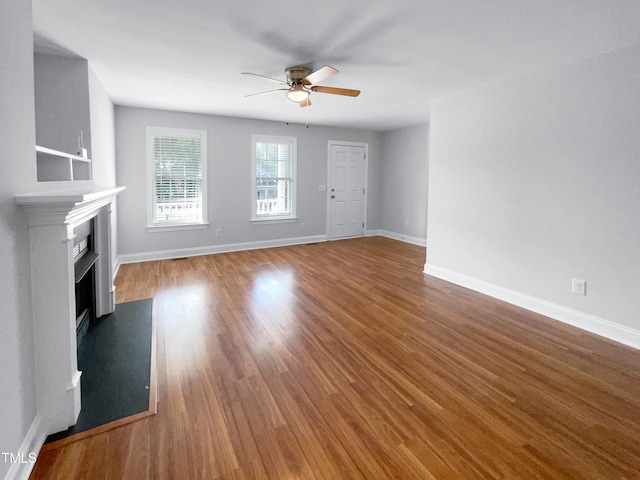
[4,415,46,480]
[112,260,121,281]
[424,263,640,350]
[368,229,427,247]
[117,234,327,264]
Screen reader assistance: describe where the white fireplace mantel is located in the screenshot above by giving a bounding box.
[15,185,125,225]
[16,185,125,435]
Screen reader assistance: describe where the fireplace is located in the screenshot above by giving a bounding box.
[16,185,125,435]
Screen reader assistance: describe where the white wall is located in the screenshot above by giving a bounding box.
[426,42,640,345]
[0,0,40,478]
[115,107,381,259]
[380,124,429,243]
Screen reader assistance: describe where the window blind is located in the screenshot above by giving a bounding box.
[152,134,203,224]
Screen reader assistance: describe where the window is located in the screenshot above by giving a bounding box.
[147,127,207,230]
[251,134,297,222]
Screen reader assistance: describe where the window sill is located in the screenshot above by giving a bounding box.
[250,216,298,225]
[146,222,209,233]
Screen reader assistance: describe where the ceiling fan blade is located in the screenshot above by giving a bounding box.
[245,88,289,97]
[241,72,288,85]
[299,98,312,108]
[311,86,361,97]
[303,65,339,85]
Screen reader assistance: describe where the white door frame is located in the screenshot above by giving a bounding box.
[326,140,369,240]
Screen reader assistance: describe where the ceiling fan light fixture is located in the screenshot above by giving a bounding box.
[287,84,309,103]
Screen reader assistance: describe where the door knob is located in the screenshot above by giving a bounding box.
[331,195,335,199]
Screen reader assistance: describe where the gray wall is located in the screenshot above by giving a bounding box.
[88,66,116,187]
[88,66,119,268]
[427,42,640,332]
[380,124,429,241]
[0,0,38,477]
[116,106,381,257]
[34,53,91,157]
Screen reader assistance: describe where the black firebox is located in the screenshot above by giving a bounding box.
[73,219,99,350]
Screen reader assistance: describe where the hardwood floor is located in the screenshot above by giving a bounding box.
[31,237,640,479]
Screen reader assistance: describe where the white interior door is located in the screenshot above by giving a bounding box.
[328,143,367,239]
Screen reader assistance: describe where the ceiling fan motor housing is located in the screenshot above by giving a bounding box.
[286,66,313,84]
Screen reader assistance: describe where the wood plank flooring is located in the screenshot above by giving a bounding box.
[31,237,640,479]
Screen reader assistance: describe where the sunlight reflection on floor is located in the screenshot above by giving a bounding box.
[250,269,296,343]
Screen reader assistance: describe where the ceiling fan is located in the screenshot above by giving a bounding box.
[242,65,360,107]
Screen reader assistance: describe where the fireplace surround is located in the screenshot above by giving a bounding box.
[16,185,125,435]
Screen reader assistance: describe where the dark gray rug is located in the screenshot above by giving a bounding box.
[45,299,153,443]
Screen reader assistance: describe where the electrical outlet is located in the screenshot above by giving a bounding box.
[404,220,409,228]
[572,278,586,295]
[301,221,306,229]
[216,228,222,237]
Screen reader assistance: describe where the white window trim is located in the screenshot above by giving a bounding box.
[146,126,208,231]
[250,134,297,224]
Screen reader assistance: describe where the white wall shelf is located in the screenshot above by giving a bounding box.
[36,145,92,182]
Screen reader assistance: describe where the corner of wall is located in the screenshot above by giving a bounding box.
[424,263,640,351]
[3,415,46,480]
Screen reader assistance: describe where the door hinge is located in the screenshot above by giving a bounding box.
[362,222,365,228]
[363,187,365,194]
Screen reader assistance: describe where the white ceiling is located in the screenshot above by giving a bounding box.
[32,0,640,131]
